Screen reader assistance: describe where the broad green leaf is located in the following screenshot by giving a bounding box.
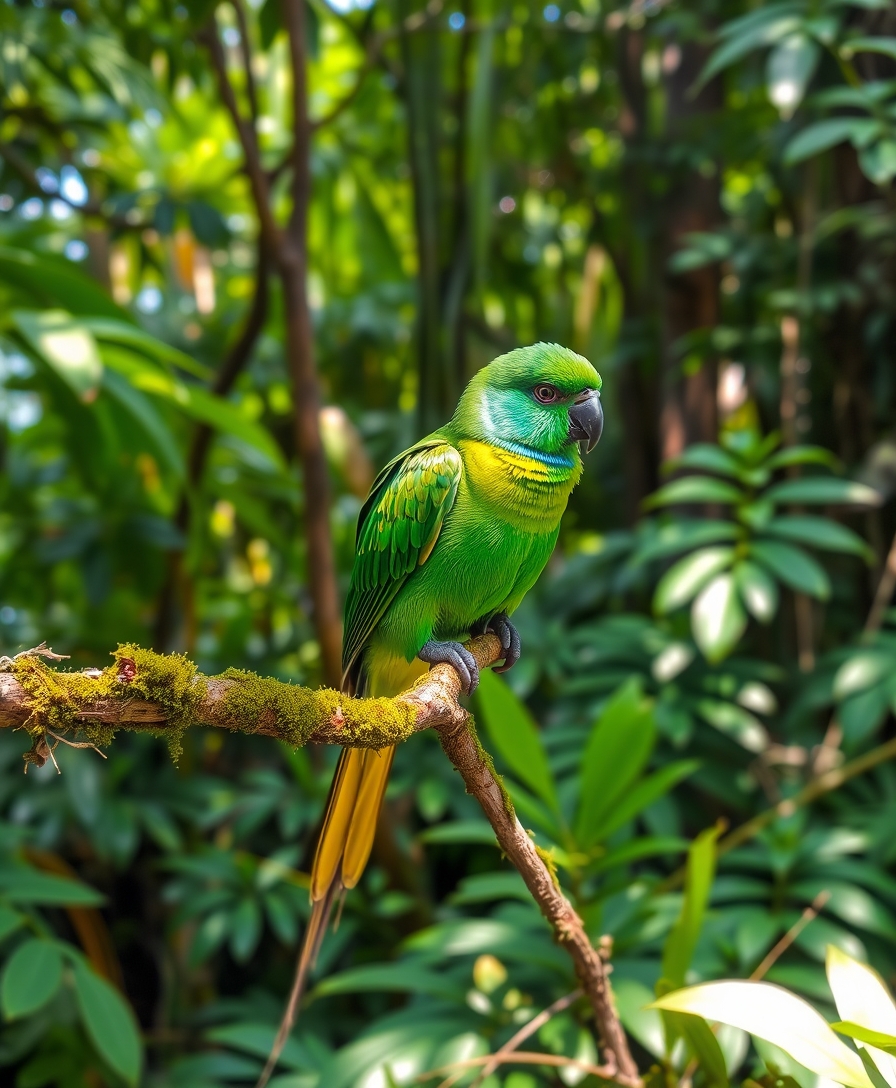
[692,573,747,662]
[751,540,831,600]
[633,519,739,565]
[229,897,262,963]
[735,560,779,623]
[316,964,463,1001]
[14,310,103,401]
[1,939,63,1019]
[205,1022,314,1071]
[646,476,744,509]
[0,905,23,942]
[615,978,665,1059]
[574,678,655,848]
[665,445,741,479]
[85,317,212,380]
[662,825,720,988]
[417,821,497,846]
[833,1022,896,1050]
[827,946,896,1053]
[72,960,142,1086]
[101,346,285,470]
[767,33,819,117]
[860,140,896,186]
[476,669,558,813]
[0,246,131,321]
[766,446,841,472]
[101,369,185,479]
[845,36,896,61]
[672,1010,729,1085]
[0,868,104,906]
[700,10,802,84]
[765,477,882,507]
[765,516,874,562]
[590,836,688,874]
[652,981,873,1088]
[655,546,736,614]
[784,118,872,164]
[834,652,891,700]
[697,699,769,753]
[592,760,699,842]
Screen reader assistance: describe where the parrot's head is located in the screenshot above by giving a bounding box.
[453,343,603,459]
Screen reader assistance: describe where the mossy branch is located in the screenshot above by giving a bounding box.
[0,637,491,767]
[0,633,640,1084]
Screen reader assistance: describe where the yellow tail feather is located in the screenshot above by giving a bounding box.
[256,655,426,1088]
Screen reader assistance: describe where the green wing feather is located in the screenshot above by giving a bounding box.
[341,438,462,689]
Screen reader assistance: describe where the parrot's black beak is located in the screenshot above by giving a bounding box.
[567,389,603,455]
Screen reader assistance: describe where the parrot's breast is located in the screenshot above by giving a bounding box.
[457,439,581,529]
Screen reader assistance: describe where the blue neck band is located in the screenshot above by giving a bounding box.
[495,439,575,469]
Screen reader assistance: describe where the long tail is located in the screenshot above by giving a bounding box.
[256,742,395,1088]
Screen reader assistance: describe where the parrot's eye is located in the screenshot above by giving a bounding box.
[532,383,561,404]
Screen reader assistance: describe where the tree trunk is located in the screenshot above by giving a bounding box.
[281,0,343,687]
[660,42,722,461]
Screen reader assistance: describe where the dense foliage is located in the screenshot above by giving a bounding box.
[1,0,896,1085]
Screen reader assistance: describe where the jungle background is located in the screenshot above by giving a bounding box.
[1,0,896,1084]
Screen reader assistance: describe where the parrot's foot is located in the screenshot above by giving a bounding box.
[418,640,479,696]
[472,612,522,675]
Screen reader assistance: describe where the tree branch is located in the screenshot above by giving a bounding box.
[0,633,640,1082]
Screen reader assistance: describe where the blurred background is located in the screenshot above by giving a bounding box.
[1,0,896,1085]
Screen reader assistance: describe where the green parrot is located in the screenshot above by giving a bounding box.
[261,342,602,1080]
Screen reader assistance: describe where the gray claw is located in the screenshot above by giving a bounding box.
[487,613,522,675]
[419,639,480,696]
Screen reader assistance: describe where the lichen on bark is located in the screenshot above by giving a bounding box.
[211,668,418,749]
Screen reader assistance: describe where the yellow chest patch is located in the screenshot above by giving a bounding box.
[458,439,580,527]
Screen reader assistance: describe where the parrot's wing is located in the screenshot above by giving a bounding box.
[341,438,462,688]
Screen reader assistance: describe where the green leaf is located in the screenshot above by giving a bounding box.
[13,309,103,401]
[751,540,831,600]
[590,836,688,873]
[834,652,890,700]
[101,369,185,480]
[766,445,840,472]
[652,981,873,1088]
[229,897,262,963]
[661,825,720,989]
[832,1022,896,1050]
[767,34,819,116]
[784,118,872,164]
[0,905,23,942]
[735,560,780,623]
[1,939,63,1019]
[700,9,802,84]
[692,572,748,662]
[844,36,896,61]
[100,346,285,470]
[0,246,132,322]
[860,139,896,186]
[673,1010,730,1086]
[655,546,736,614]
[633,519,739,565]
[665,444,742,478]
[0,869,104,906]
[592,760,699,841]
[646,476,744,509]
[765,516,874,562]
[417,821,497,846]
[764,477,882,507]
[72,960,142,1086]
[85,318,212,379]
[827,940,896,1052]
[476,669,558,813]
[574,678,655,848]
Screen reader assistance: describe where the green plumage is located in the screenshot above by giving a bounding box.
[342,342,601,695]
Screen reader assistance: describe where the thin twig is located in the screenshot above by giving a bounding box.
[750,890,830,981]
[418,1049,619,1083]
[468,989,583,1088]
